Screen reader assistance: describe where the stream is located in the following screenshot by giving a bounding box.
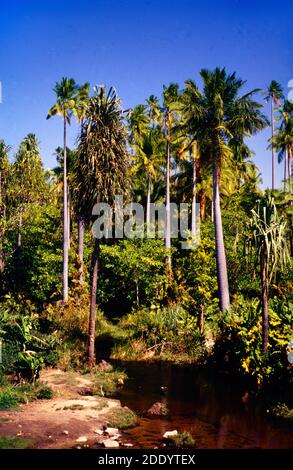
[116,361,293,448]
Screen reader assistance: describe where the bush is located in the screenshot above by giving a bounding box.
[164,431,195,448]
[213,295,293,384]
[112,305,206,362]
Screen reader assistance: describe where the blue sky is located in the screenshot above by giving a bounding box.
[0,0,292,188]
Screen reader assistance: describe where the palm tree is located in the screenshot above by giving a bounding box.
[74,86,129,367]
[132,127,164,230]
[274,100,293,192]
[183,68,268,312]
[162,83,180,272]
[249,196,289,350]
[265,81,284,190]
[47,78,89,303]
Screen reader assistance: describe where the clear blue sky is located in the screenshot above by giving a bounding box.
[0,0,292,188]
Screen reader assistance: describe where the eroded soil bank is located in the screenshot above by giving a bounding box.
[0,368,135,449]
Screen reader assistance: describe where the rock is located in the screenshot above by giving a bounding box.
[62,430,69,435]
[103,438,120,448]
[163,430,178,438]
[77,387,93,396]
[146,402,168,417]
[123,443,134,448]
[76,436,88,443]
[105,427,119,436]
[97,360,113,372]
[93,429,104,435]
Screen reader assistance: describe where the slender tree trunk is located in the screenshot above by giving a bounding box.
[198,304,205,333]
[17,201,23,248]
[135,280,139,308]
[191,145,197,239]
[88,238,99,367]
[199,191,206,221]
[78,217,85,283]
[260,250,268,351]
[165,129,171,272]
[271,98,275,191]
[284,147,288,192]
[146,171,151,232]
[63,117,69,304]
[67,186,71,249]
[213,164,230,313]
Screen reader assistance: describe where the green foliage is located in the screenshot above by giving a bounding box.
[0,380,53,409]
[0,297,59,377]
[164,431,195,448]
[0,436,33,449]
[99,238,168,315]
[214,295,293,384]
[113,305,205,362]
[105,406,138,429]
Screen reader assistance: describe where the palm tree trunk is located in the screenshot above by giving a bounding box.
[88,238,99,367]
[199,191,206,221]
[67,186,71,249]
[63,117,69,304]
[191,147,197,239]
[17,201,23,248]
[165,134,171,272]
[146,171,151,232]
[284,147,288,192]
[213,164,230,313]
[271,98,275,191]
[78,217,85,283]
[260,250,268,351]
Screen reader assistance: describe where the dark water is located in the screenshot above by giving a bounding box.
[116,362,293,448]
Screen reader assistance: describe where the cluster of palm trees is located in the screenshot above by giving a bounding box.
[46,68,292,363]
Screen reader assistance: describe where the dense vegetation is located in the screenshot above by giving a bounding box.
[0,69,292,393]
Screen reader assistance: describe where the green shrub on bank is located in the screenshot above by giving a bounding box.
[112,305,206,362]
[213,295,293,384]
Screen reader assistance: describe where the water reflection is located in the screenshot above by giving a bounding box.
[116,362,293,448]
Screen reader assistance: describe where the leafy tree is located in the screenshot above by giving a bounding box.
[249,196,290,350]
[74,86,129,366]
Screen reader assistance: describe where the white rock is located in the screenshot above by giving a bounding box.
[103,439,120,448]
[123,443,134,448]
[163,430,178,438]
[62,430,69,435]
[105,427,119,436]
[76,436,88,443]
[93,429,104,435]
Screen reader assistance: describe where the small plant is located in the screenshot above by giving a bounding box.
[164,431,195,448]
[36,385,53,400]
[15,350,44,383]
[0,388,19,410]
[105,406,138,429]
[271,403,293,422]
[0,436,33,449]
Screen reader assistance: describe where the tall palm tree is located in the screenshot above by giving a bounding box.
[74,86,129,367]
[274,99,293,192]
[162,83,180,272]
[132,127,164,229]
[183,68,268,312]
[265,81,284,190]
[249,196,289,350]
[47,78,89,303]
